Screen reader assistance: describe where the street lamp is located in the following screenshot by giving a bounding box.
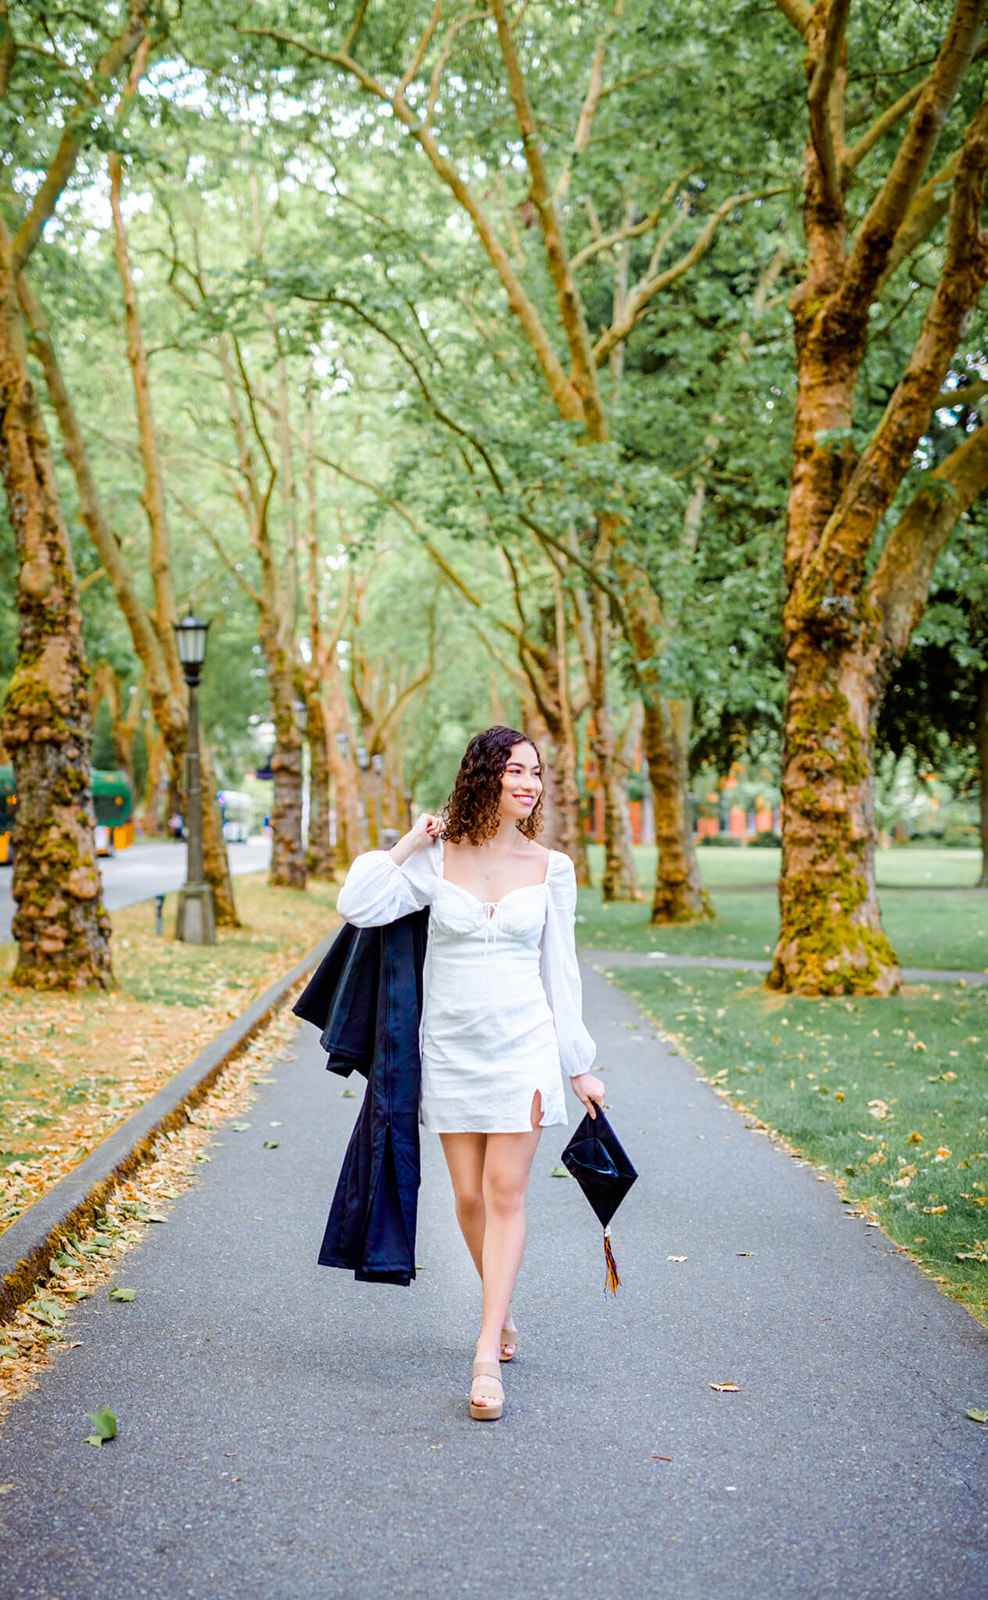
[173,607,216,945]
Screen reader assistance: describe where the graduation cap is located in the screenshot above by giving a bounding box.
[561,1105,638,1294]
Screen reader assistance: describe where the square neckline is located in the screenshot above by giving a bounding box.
[437,837,552,908]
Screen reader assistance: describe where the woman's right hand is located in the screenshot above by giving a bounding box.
[389,812,442,864]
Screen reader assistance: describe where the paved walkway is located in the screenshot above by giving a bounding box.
[1,966,985,1600]
[588,949,988,985]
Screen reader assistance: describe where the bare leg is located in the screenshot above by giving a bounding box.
[439,1132,486,1278]
[440,1132,519,1356]
[475,1127,541,1371]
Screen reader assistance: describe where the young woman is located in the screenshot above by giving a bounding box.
[335,726,604,1421]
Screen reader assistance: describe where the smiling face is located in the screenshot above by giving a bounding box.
[499,742,543,823]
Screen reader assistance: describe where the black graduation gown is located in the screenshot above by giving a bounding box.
[293,910,429,1286]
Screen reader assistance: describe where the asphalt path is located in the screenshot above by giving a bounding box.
[0,838,272,942]
[0,964,985,1600]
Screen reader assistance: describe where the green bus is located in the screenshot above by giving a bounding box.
[0,766,135,864]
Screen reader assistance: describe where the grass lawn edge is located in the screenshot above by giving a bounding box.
[600,963,988,1333]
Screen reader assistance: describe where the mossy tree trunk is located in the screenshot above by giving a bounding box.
[770,0,988,993]
[643,694,712,923]
[305,704,335,879]
[0,2,155,987]
[619,559,712,922]
[976,667,988,888]
[269,689,307,889]
[0,261,111,989]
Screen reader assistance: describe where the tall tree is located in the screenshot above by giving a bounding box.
[769,0,988,994]
[237,0,784,908]
[0,1,152,987]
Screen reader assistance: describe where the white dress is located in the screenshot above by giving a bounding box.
[335,840,596,1133]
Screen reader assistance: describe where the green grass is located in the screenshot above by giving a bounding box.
[586,843,985,890]
[577,887,988,972]
[607,966,988,1325]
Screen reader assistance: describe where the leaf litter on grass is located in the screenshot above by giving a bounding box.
[610,966,988,1327]
[0,876,339,1237]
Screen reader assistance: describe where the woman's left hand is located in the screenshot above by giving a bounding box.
[570,1072,606,1119]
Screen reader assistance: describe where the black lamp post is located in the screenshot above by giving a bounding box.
[173,608,216,945]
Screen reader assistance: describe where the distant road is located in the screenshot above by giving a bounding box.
[0,835,272,944]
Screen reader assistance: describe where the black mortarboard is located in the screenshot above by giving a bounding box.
[561,1106,637,1294]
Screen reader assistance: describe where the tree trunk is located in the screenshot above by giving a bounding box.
[537,716,589,880]
[18,273,239,926]
[325,667,362,864]
[644,695,712,922]
[768,0,988,993]
[972,662,978,889]
[0,270,111,990]
[614,554,707,915]
[269,694,306,889]
[770,633,900,995]
[546,577,590,883]
[306,699,335,878]
[590,703,639,901]
[140,721,168,834]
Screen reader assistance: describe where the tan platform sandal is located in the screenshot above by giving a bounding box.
[469,1360,504,1421]
[499,1325,519,1362]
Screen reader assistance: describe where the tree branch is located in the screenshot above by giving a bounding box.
[287,285,505,490]
[876,152,959,290]
[553,0,625,207]
[810,92,988,584]
[592,187,787,366]
[772,0,812,38]
[237,21,583,425]
[397,0,442,108]
[807,0,851,213]
[841,77,927,178]
[871,420,988,662]
[834,0,988,319]
[344,0,370,55]
[570,205,662,270]
[490,0,606,437]
[166,487,262,609]
[11,0,152,273]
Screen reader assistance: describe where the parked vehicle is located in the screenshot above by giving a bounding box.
[0,766,134,863]
[218,790,254,843]
[92,770,135,856]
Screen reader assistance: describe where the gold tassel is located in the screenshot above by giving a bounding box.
[603,1225,621,1295]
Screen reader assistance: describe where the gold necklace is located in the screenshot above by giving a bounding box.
[479,839,515,880]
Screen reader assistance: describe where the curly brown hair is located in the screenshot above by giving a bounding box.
[441,727,545,845]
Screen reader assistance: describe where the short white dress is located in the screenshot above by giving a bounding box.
[335,840,596,1133]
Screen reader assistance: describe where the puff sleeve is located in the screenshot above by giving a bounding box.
[335,841,440,927]
[540,851,596,1077]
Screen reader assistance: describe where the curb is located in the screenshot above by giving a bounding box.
[0,930,335,1324]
